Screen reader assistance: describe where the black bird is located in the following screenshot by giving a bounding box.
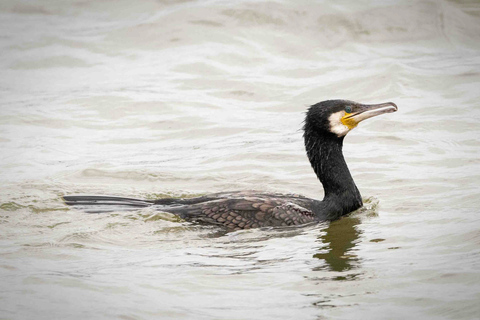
[63,100,397,230]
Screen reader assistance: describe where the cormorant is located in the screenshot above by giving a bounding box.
[63,100,397,230]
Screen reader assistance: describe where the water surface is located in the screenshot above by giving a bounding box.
[1,0,480,319]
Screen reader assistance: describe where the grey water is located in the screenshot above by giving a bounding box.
[1,0,480,319]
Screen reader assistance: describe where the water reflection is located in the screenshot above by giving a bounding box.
[313,216,362,272]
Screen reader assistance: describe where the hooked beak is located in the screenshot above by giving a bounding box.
[343,102,398,127]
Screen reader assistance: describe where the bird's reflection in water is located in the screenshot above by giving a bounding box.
[313,216,362,274]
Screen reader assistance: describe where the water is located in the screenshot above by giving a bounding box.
[1,0,480,319]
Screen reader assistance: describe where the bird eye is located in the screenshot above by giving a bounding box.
[345,106,352,113]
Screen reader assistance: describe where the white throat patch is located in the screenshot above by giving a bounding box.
[328,111,350,137]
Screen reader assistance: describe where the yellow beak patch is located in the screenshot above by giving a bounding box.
[341,113,358,130]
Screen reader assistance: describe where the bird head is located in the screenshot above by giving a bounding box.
[305,100,398,138]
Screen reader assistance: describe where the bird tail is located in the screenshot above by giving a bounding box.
[63,195,155,213]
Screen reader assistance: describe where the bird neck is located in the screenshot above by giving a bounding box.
[304,130,362,218]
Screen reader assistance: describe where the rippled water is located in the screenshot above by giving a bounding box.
[1,0,480,319]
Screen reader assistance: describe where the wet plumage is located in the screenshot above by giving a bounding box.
[64,100,397,230]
